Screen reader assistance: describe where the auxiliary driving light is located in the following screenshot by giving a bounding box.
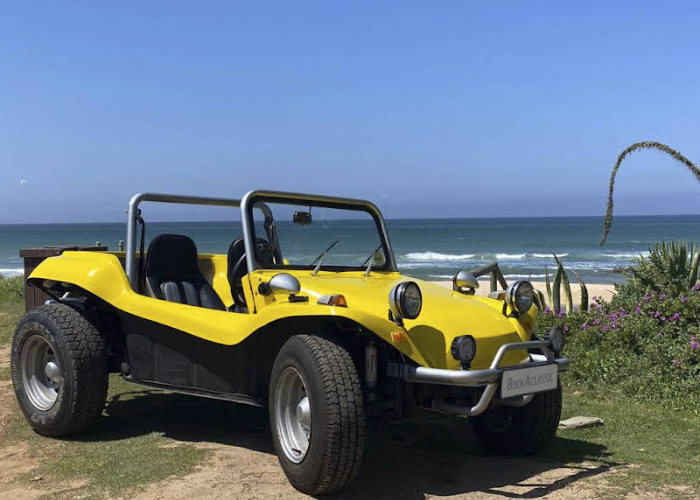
[388,281,423,320]
[451,335,477,366]
[505,280,534,314]
[544,326,565,355]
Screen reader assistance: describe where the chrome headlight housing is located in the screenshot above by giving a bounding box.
[505,280,534,314]
[389,281,422,320]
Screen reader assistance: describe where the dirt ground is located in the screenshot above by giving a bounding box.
[0,344,654,500]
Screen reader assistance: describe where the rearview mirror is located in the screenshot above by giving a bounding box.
[293,210,312,225]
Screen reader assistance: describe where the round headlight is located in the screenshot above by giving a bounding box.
[544,326,565,355]
[451,335,477,366]
[506,280,534,314]
[388,281,423,320]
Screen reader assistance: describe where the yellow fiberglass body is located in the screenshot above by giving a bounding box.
[28,250,535,371]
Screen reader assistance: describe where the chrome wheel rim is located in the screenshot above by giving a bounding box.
[275,367,311,463]
[21,335,60,411]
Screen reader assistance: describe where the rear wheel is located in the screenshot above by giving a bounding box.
[11,303,108,436]
[470,384,562,454]
[269,335,365,494]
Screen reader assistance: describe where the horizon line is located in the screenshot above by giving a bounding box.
[3,212,700,226]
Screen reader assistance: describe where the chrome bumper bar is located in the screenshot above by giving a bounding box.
[386,339,569,417]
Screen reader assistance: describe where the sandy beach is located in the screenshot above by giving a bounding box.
[432,280,617,304]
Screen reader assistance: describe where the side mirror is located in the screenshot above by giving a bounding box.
[293,210,312,225]
[259,273,301,296]
[453,270,479,293]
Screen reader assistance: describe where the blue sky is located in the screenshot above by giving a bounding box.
[2,1,700,223]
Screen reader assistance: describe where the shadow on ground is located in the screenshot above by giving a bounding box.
[67,387,616,499]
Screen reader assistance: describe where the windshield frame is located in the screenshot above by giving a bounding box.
[240,190,398,273]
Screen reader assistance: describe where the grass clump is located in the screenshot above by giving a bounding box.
[0,274,23,303]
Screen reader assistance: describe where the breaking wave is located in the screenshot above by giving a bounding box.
[404,252,475,261]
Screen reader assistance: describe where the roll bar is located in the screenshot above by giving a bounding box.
[125,190,398,291]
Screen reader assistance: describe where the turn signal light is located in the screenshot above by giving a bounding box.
[391,331,407,343]
[317,294,348,307]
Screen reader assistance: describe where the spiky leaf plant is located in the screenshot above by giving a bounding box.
[572,270,589,312]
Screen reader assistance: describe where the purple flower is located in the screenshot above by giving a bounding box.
[582,324,590,330]
[591,296,597,301]
[672,313,680,320]
[602,325,610,332]
[644,295,652,303]
[682,296,689,303]
[619,311,627,318]
[672,359,681,366]
[693,283,700,291]
[563,325,569,332]
[544,306,551,314]
[610,313,618,320]
[635,306,642,314]
[593,318,600,325]
[653,311,661,318]
[661,316,667,322]
[558,312,565,318]
[691,341,699,350]
[659,294,667,301]
[611,321,617,328]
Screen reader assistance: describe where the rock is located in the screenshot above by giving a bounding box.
[558,416,604,430]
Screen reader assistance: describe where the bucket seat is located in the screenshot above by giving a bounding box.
[144,234,225,311]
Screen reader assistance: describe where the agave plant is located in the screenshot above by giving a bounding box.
[539,254,588,315]
[600,141,700,246]
[630,241,700,295]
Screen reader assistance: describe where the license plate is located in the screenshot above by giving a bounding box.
[500,363,558,399]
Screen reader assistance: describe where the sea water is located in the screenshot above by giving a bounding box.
[1,215,699,283]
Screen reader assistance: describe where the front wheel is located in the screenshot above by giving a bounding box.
[470,384,562,454]
[269,335,365,495]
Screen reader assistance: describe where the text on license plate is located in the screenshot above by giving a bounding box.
[500,364,558,399]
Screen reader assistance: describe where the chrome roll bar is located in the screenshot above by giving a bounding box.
[125,190,399,291]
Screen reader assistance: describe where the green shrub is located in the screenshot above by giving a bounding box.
[0,275,24,303]
[537,243,700,412]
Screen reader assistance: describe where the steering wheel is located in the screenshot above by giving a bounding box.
[230,239,276,309]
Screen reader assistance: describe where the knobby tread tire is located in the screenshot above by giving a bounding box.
[11,303,109,436]
[470,384,562,454]
[270,335,365,494]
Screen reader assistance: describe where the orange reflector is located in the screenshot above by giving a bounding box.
[317,294,347,307]
[391,331,407,343]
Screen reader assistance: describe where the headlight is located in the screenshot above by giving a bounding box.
[544,326,565,355]
[451,335,477,366]
[388,281,422,320]
[505,280,534,314]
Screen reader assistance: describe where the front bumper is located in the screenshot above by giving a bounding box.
[387,340,569,417]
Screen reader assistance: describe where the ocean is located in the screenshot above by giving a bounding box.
[2,215,700,283]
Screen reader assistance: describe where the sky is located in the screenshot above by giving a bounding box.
[2,1,700,223]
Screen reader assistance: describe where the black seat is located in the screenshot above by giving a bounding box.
[144,234,225,311]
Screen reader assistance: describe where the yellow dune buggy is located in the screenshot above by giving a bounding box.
[12,191,568,494]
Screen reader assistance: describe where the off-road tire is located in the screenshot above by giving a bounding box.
[11,303,109,436]
[470,384,562,454]
[269,335,365,494]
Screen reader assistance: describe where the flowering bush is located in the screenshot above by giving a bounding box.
[536,275,700,412]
